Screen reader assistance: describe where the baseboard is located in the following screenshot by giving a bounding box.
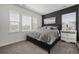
[0,39,25,48]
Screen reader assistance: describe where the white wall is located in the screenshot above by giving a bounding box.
[0,4,42,47]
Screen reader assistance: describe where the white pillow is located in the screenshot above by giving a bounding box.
[47,26,51,29]
[47,26,57,29]
[41,26,47,30]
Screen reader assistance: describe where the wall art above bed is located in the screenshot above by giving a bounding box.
[44,17,56,24]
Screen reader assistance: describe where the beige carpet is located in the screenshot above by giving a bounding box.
[0,40,78,54]
[50,41,79,54]
[0,41,47,54]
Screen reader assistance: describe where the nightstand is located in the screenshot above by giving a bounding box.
[76,42,79,49]
[61,30,77,43]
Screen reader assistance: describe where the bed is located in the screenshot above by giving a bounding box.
[26,26,60,53]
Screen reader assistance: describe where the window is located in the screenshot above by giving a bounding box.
[9,11,20,32]
[22,15,32,31]
[32,17,38,30]
[62,12,76,30]
[9,11,38,32]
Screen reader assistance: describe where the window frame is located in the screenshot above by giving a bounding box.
[9,11,20,32]
[21,14,32,31]
[32,16,38,30]
[62,12,76,31]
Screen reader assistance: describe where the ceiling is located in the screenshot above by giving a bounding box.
[19,4,75,15]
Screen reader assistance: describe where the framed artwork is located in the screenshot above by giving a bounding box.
[44,17,56,24]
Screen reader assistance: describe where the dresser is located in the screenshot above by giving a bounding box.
[61,30,77,43]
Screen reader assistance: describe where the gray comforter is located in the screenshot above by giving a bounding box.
[28,29,59,45]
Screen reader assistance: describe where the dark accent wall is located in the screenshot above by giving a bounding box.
[77,5,79,41]
[42,4,79,41]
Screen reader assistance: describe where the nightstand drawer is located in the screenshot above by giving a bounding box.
[61,37,76,43]
[61,33,68,37]
[67,34,76,38]
[61,32,76,39]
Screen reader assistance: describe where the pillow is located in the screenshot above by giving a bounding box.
[47,26,51,29]
[44,26,47,29]
[41,26,47,30]
[47,26,57,29]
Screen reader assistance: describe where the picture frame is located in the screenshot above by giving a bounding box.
[44,17,56,24]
